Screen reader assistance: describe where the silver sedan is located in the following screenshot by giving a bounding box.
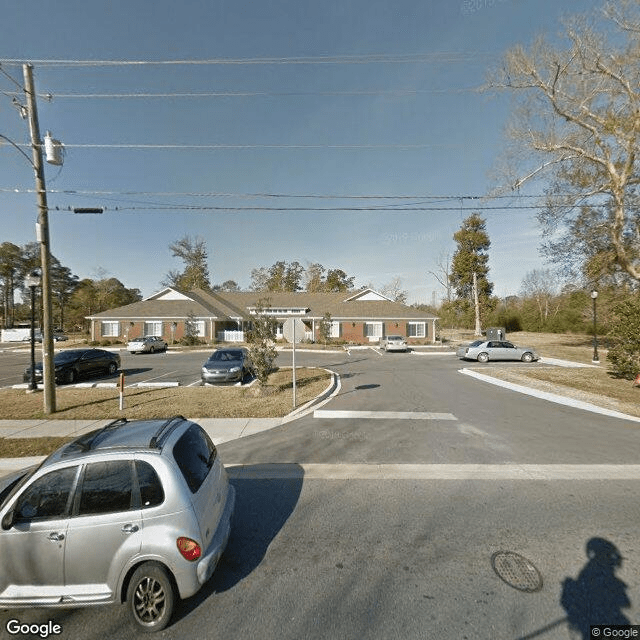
[127,336,168,354]
[457,340,539,363]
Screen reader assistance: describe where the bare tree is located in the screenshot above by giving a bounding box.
[487,2,640,283]
[520,268,560,324]
[428,253,453,303]
[380,277,408,304]
[163,236,211,291]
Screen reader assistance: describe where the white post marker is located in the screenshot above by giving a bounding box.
[292,319,296,409]
[119,372,125,410]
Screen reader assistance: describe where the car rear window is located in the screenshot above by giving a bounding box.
[172,425,217,493]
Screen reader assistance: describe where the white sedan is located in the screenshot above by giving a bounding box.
[457,340,539,363]
[127,335,168,354]
[379,335,408,352]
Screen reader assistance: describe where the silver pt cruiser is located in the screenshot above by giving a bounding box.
[0,416,235,632]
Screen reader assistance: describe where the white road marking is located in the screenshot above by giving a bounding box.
[460,368,640,422]
[227,463,640,480]
[313,409,457,420]
[125,370,180,387]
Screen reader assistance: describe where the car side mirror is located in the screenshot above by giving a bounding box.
[1,509,15,530]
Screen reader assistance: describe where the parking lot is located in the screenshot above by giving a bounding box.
[0,343,554,391]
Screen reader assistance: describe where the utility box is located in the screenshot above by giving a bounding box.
[486,327,507,341]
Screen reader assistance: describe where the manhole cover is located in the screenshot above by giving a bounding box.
[491,551,543,592]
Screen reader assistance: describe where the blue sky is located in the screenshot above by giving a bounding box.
[0,0,602,304]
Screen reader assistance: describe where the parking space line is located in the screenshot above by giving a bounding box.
[125,370,180,387]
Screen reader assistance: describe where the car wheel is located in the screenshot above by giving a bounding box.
[477,352,490,363]
[149,346,155,354]
[64,369,77,384]
[127,562,175,633]
[107,362,118,375]
[521,352,534,363]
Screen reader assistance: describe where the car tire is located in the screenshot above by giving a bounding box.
[64,369,77,384]
[149,347,155,354]
[477,352,490,363]
[107,362,118,375]
[521,352,534,363]
[127,562,175,633]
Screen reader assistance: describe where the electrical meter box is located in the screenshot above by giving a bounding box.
[486,327,507,341]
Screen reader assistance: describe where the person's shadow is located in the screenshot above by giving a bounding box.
[561,537,631,639]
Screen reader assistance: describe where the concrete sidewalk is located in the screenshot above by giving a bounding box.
[0,417,285,473]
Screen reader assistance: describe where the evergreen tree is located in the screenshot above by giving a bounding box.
[449,213,495,329]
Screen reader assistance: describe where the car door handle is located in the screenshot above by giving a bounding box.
[122,524,139,534]
[48,532,65,542]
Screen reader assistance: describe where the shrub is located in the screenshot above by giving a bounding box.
[607,297,640,379]
[245,299,278,387]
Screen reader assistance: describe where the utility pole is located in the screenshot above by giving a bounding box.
[473,271,481,337]
[23,64,56,413]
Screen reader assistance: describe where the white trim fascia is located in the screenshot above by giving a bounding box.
[142,287,194,302]
[343,288,393,302]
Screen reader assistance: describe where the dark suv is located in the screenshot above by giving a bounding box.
[0,416,235,632]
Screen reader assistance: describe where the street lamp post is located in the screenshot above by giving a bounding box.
[591,290,599,363]
[25,270,41,392]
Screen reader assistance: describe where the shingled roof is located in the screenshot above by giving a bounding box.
[88,287,437,321]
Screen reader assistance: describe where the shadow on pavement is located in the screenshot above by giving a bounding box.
[561,537,631,639]
[173,463,304,622]
[516,537,632,640]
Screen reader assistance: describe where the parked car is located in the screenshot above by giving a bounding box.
[0,416,235,632]
[23,348,121,385]
[379,335,408,352]
[201,347,254,384]
[22,331,68,343]
[456,340,539,363]
[127,336,168,354]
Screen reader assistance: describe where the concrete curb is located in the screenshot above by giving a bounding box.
[460,368,640,423]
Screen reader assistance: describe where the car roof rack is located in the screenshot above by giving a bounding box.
[70,418,130,452]
[149,416,187,449]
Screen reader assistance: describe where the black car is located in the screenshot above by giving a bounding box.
[24,348,121,385]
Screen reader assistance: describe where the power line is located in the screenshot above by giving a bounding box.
[0,53,498,68]
[44,204,565,213]
[10,142,472,150]
[28,87,482,99]
[0,187,539,199]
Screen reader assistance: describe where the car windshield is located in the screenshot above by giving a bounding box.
[469,340,484,347]
[208,350,243,362]
[0,467,38,511]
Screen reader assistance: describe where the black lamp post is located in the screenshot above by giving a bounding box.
[25,270,41,392]
[591,289,599,363]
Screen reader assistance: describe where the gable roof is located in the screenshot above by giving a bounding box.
[89,287,438,321]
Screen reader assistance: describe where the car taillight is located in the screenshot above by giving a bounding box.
[177,537,202,561]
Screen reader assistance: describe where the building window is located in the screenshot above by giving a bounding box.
[408,322,426,338]
[101,321,119,337]
[144,321,163,336]
[364,322,383,338]
[330,321,341,338]
[194,321,206,337]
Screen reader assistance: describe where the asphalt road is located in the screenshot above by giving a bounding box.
[1,347,639,639]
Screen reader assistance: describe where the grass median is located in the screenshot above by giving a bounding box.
[451,331,640,419]
[0,367,332,457]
